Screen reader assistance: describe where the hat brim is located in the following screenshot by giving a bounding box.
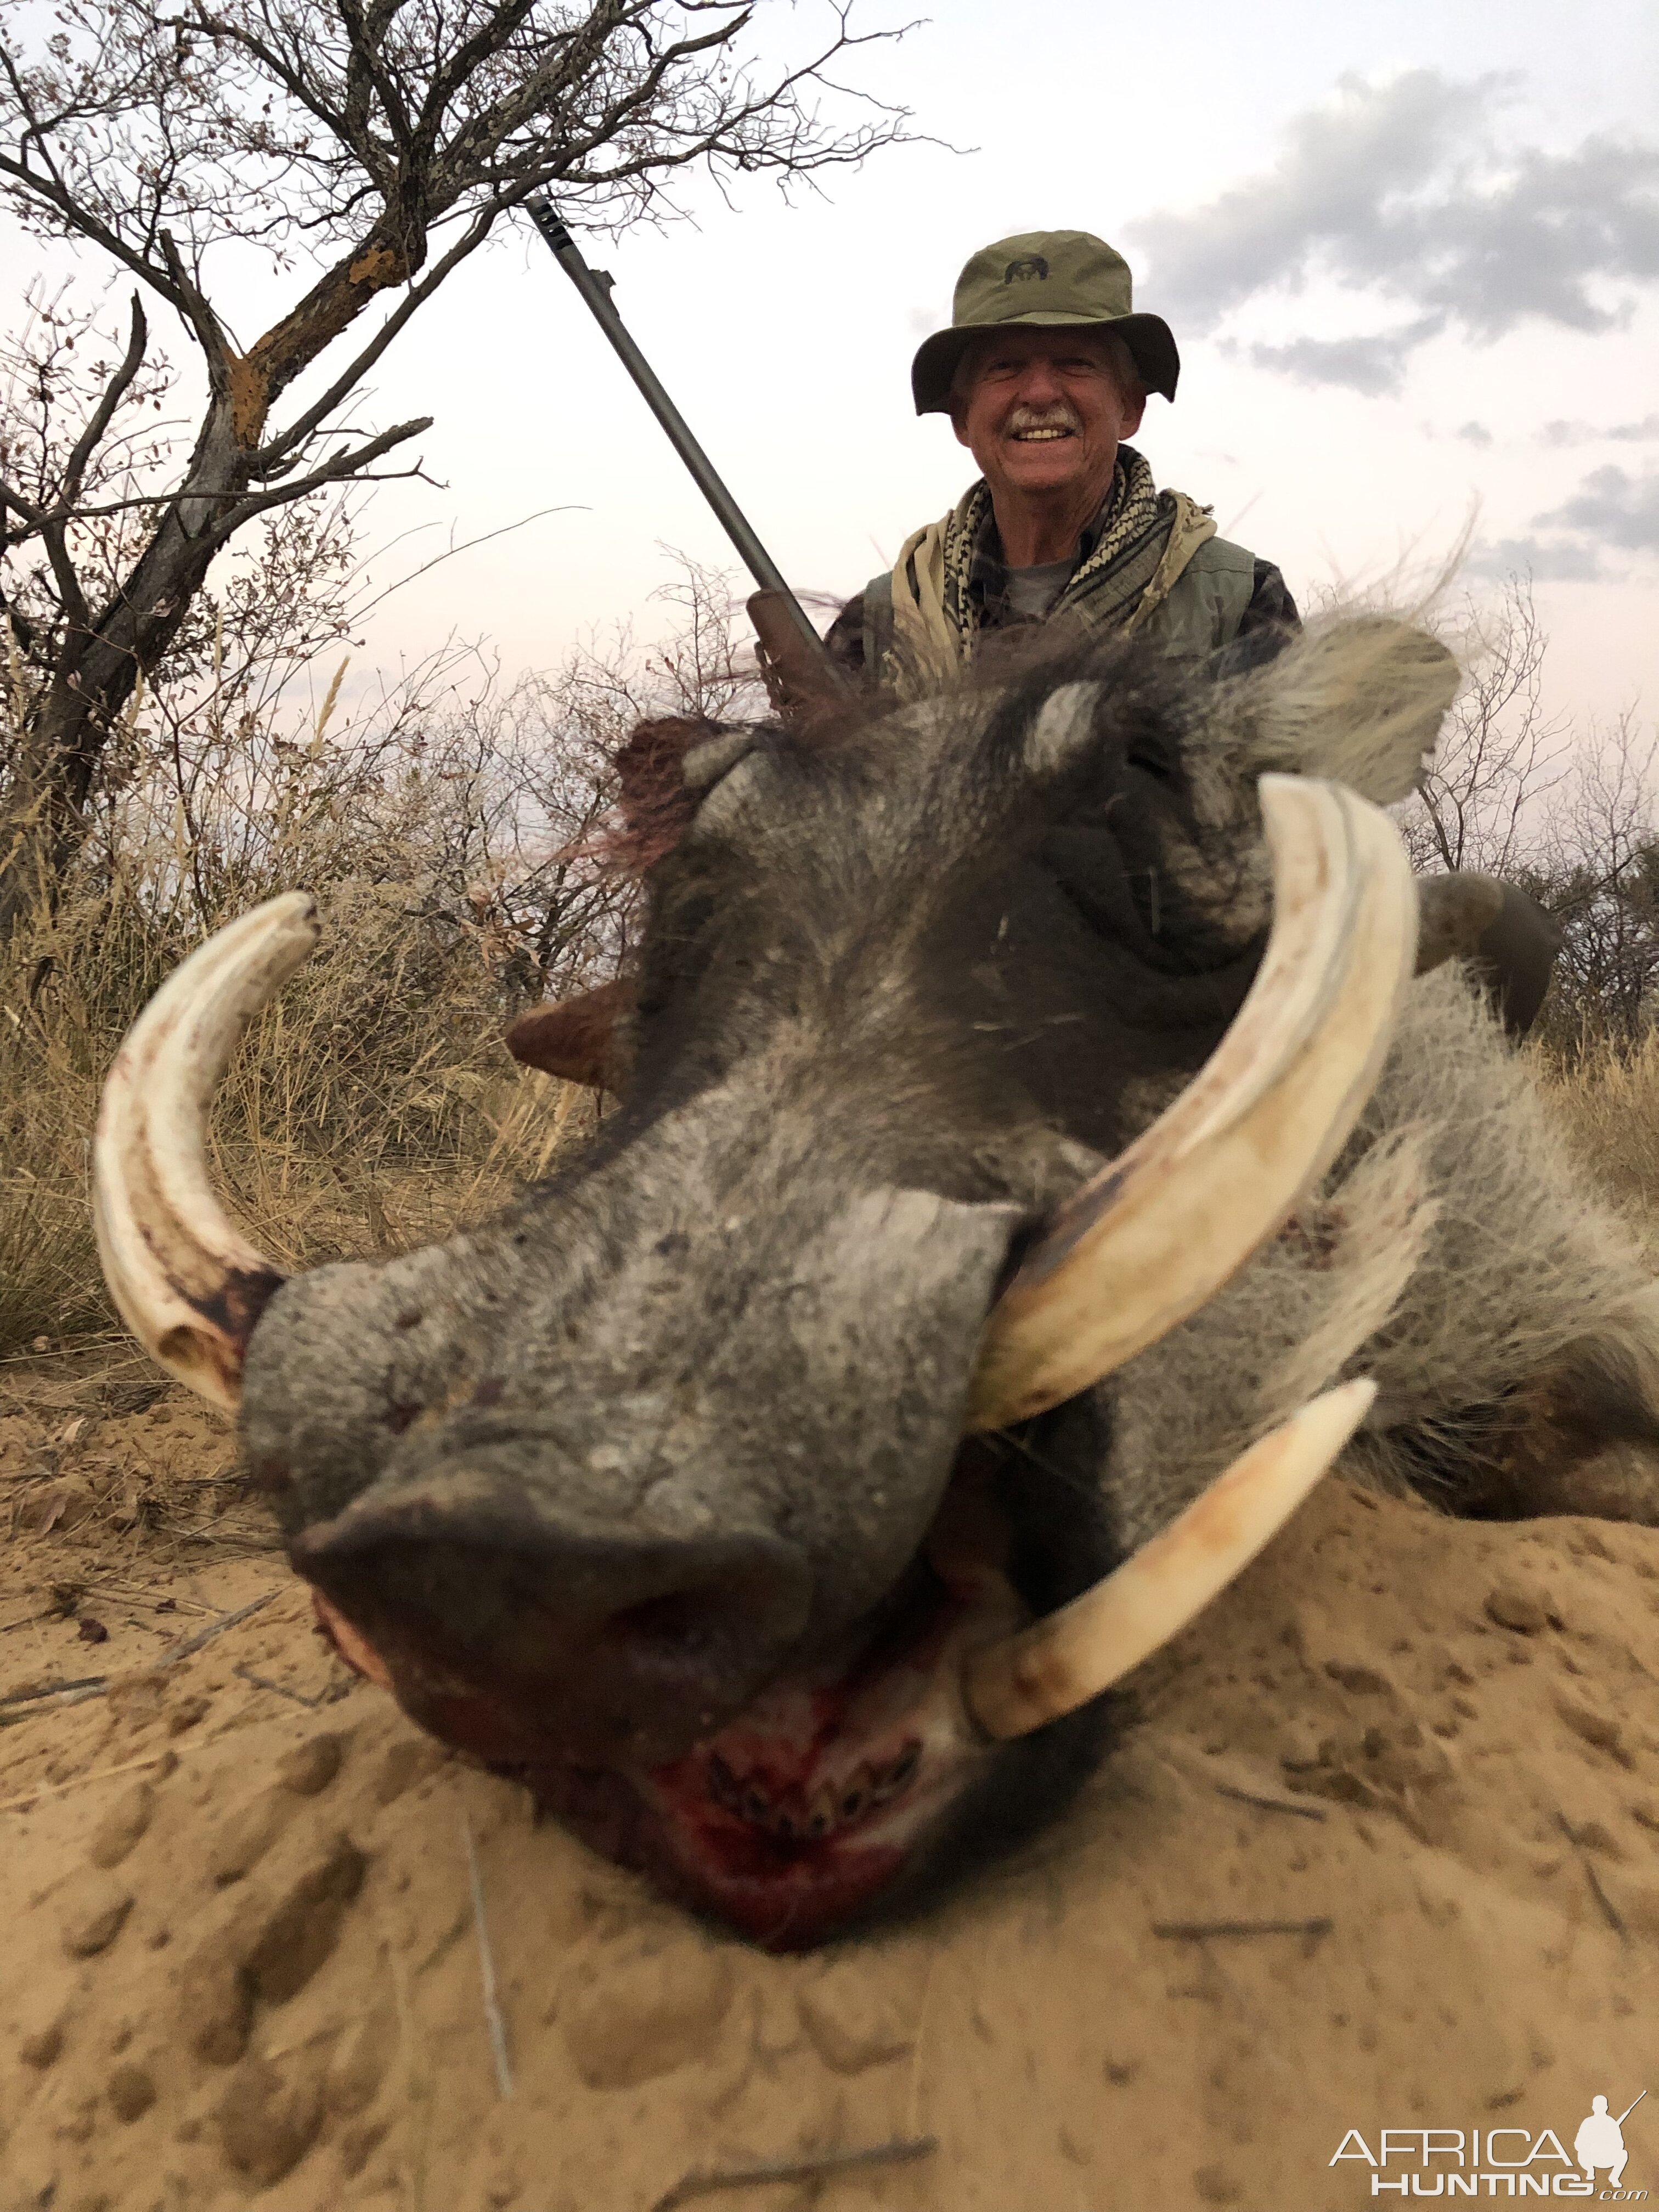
[911,311,1180,415]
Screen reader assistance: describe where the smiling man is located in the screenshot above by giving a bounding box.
[826,229,1298,690]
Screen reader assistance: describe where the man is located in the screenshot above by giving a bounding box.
[826,229,1298,690]
[809,225,1557,1041]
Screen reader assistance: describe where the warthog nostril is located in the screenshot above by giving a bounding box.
[289,1465,813,1764]
[607,1588,728,1663]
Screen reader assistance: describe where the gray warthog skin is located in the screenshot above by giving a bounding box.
[238,619,1659,1947]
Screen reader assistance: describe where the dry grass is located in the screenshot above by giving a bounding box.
[0,559,771,1364]
[1533,1026,1659,1255]
[0,875,601,1363]
[0,640,644,1359]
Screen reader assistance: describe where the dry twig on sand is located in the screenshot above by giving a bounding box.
[1556,1810,1633,1945]
[153,1590,279,1664]
[0,1746,179,1815]
[462,1811,514,2098]
[1153,1916,1335,1944]
[0,1588,280,1726]
[1213,1781,1329,1822]
[647,2137,938,2211]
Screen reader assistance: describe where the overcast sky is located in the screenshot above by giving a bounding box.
[10,0,1659,729]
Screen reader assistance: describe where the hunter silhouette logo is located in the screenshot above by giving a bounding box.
[1331,2092,1647,2196]
[1002,255,1049,284]
[1576,2095,1645,2191]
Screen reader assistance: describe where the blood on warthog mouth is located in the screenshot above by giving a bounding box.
[309,1459,1025,1947]
[702,1740,925,1840]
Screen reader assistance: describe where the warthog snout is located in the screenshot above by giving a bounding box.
[292,1452,814,1765]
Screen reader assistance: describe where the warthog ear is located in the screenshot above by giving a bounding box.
[1235,615,1460,804]
[608,715,755,874]
[505,975,636,1091]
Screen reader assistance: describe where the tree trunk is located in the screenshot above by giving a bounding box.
[0,226,414,940]
[0,396,253,935]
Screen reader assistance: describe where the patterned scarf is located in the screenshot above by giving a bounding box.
[939,444,1172,645]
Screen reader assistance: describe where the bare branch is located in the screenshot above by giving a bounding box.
[213,415,435,536]
[58,295,149,512]
[0,0,916,925]
[253,205,494,470]
[157,228,231,382]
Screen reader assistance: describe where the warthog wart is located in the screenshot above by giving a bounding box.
[93,617,1659,1948]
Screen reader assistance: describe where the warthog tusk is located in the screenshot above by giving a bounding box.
[967,776,1415,1430]
[93,892,320,1410]
[964,1377,1375,1739]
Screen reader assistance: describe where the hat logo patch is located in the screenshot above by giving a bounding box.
[1002,255,1049,285]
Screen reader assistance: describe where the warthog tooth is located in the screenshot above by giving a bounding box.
[807,1780,840,1836]
[838,1763,874,1821]
[93,891,321,1410]
[968,778,1415,1427]
[963,1378,1375,1740]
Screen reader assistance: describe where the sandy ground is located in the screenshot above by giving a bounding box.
[2,1353,1657,2212]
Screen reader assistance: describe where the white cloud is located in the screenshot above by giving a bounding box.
[1474,462,1659,580]
[1469,536,1606,582]
[1243,315,1444,395]
[1541,413,1659,445]
[1536,462,1659,551]
[1130,72,1659,387]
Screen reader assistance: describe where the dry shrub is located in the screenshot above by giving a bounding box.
[0,839,598,1364]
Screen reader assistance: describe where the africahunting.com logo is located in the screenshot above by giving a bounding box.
[1331,2092,1647,2198]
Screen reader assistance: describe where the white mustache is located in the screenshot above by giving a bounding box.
[1003,403,1082,436]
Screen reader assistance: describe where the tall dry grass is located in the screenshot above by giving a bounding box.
[0,656,656,1359]
[0,871,600,1364]
[1533,1028,1659,1259]
[0,552,766,1363]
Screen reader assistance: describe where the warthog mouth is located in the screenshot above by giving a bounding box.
[626,1569,1012,1947]
[310,1448,1036,1949]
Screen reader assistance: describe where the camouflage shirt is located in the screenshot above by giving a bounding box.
[827,459,1299,682]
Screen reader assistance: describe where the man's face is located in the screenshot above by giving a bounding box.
[953,329,1146,507]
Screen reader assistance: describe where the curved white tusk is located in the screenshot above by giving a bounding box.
[92,893,321,1411]
[968,776,1415,1430]
[964,1376,1375,1740]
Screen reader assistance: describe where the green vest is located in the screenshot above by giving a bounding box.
[1128,532,1260,663]
[859,495,1260,694]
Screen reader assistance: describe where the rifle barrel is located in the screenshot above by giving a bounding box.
[527,198,825,661]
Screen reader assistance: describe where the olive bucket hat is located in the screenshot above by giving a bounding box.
[910,229,1180,415]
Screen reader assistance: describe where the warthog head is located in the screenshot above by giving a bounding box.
[94,620,1454,1946]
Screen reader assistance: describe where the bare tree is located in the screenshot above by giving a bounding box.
[1534,710,1659,1050]
[1390,571,1659,1050]
[0,0,910,929]
[1398,572,1568,879]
